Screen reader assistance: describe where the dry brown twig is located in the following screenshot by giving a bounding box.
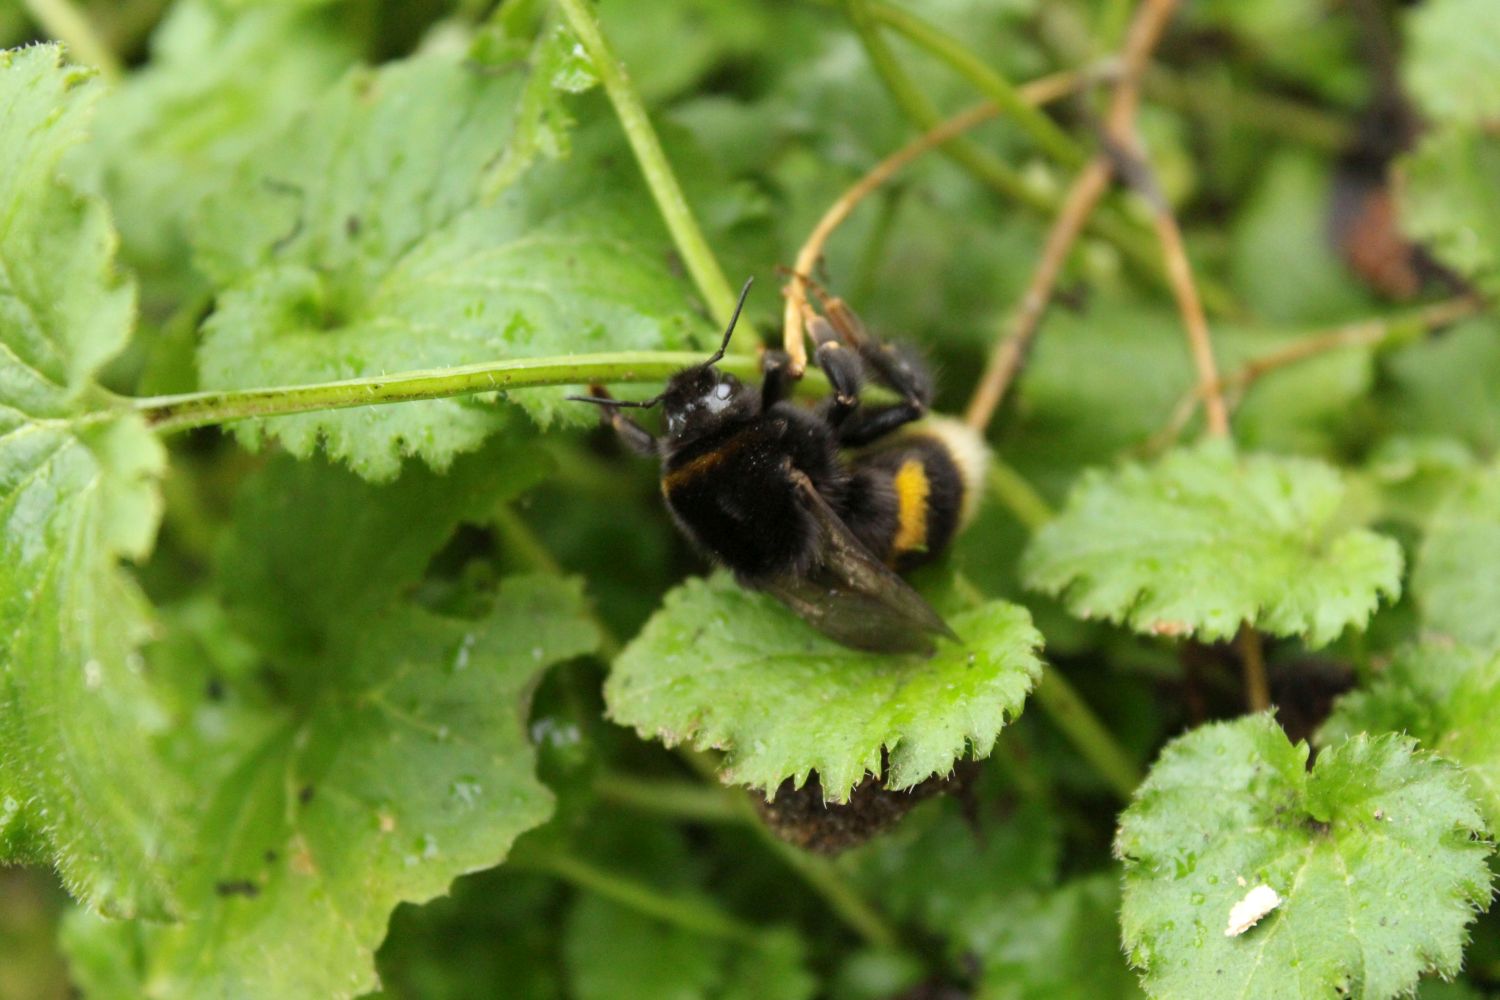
[962,0,1183,432]
[1108,141,1230,436]
[1147,295,1485,454]
[780,64,1115,376]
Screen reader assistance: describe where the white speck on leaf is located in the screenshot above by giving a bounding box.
[1225,884,1282,937]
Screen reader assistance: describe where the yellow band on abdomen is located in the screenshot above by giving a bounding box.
[891,459,930,554]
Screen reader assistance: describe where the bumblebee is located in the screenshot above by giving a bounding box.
[572,279,988,654]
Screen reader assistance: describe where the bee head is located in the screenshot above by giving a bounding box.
[566,278,757,444]
[660,277,757,443]
[660,364,753,443]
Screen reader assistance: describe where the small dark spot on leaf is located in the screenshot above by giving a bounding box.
[215,879,260,898]
[299,784,315,805]
[345,214,361,237]
[205,676,225,701]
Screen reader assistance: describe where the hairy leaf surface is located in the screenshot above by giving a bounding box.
[605,575,1042,801]
[193,55,705,480]
[1022,442,1402,646]
[1324,643,1500,831]
[80,0,357,308]
[1117,716,1493,999]
[0,45,182,917]
[217,439,552,653]
[61,576,598,999]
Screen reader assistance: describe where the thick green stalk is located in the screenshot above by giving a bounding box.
[951,574,1142,800]
[132,351,843,435]
[987,460,1055,532]
[552,0,739,328]
[864,1,1088,168]
[530,850,773,947]
[676,749,902,950]
[594,773,743,824]
[842,0,1046,213]
[1030,671,1143,800]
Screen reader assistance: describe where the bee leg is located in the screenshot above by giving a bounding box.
[815,291,934,412]
[809,316,866,426]
[605,409,659,457]
[578,388,659,457]
[761,349,796,409]
[834,401,926,447]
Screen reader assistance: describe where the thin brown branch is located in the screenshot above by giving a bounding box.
[1149,295,1485,451]
[781,66,1105,374]
[1237,625,1270,713]
[963,0,1182,432]
[962,158,1113,429]
[1111,143,1229,436]
[1155,212,1228,435]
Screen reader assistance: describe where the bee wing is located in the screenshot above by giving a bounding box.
[764,470,957,654]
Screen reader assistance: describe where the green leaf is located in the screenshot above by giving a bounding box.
[564,895,815,1000]
[0,45,185,917]
[1381,318,1500,458]
[853,792,1137,1000]
[1323,643,1500,831]
[1413,462,1500,648]
[1405,0,1500,127]
[217,438,552,653]
[192,54,705,481]
[62,575,599,999]
[972,875,1144,1000]
[605,574,1043,801]
[854,798,1060,935]
[1117,715,1493,1000]
[1004,304,1372,501]
[79,0,357,309]
[1189,0,1363,104]
[1230,152,1372,324]
[1399,127,1500,299]
[375,870,567,1000]
[1359,437,1477,531]
[1022,441,1402,646]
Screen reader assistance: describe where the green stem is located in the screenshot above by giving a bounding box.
[842,0,1046,213]
[1030,670,1142,801]
[132,351,843,435]
[552,0,739,329]
[951,574,1141,801]
[677,749,902,950]
[490,500,622,658]
[748,821,901,949]
[986,460,1055,532]
[864,0,1088,168]
[493,504,564,576]
[841,0,1238,318]
[1094,0,1135,52]
[530,850,772,947]
[23,0,121,80]
[1144,69,1356,152]
[595,772,742,824]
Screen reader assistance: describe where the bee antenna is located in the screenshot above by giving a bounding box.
[565,393,664,409]
[703,277,754,367]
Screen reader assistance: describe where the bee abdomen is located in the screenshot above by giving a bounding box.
[849,417,989,570]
